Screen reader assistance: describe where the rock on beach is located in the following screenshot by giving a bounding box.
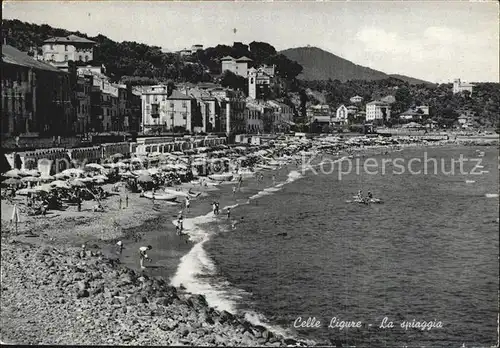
[0,241,308,346]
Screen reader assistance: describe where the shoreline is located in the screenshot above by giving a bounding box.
[1,138,495,345]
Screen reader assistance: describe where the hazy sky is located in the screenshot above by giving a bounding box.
[3,1,499,83]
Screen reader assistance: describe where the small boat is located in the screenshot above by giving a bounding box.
[237,170,255,178]
[347,198,383,204]
[164,188,201,198]
[257,164,274,170]
[208,173,233,182]
[144,191,178,201]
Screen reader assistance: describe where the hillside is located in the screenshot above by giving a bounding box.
[2,19,303,85]
[280,46,433,85]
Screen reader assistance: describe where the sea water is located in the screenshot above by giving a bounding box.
[174,146,499,346]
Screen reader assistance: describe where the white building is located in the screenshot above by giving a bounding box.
[453,79,474,95]
[141,86,200,133]
[248,67,273,100]
[349,95,363,104]
[221,56,253,77]
[42,35,96,71]
[365,101,391,122]
[333,105,349,124]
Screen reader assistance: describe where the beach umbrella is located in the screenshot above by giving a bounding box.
[85,163,105,170]
[148,168,160,175]
[119,172,136,178]
[94,178,106,185]
[21,169,40,177]
[92,174,108,181]
[62,168,85,176]
[111,153,124,159]
[50,180,71,189]
[115,162,129,168]
[84,163,104,171]
[20,176,42,183]
[33,184,53,193]
[2,178,21,186]
[39,175,55,182]
[3,169,23,178]
[133,169,151,176]
[16,188,39,196]
[54,173,68,179]
[137,175,153,183]
[70,180,86,187]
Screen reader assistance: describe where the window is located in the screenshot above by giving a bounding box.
[51,54,55,61]
[85,56,89,62]
[170,103,174,108]
[65,45,68,51]
[64,55,68,61]
[79,56,83,61]
[50,44,54,50]
[182,102,187,108]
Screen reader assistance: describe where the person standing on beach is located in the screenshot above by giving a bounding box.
[212,202,217,215]
[119,196,122,210]
[232,186,237,196]
[215,202,220,215]
[125,194,129,208]
[139,245,152,269]
[237,175,243,191]
[116,240,124,254]
[272,175,276,186]
[227,208,231,219]
[185,197,190,212]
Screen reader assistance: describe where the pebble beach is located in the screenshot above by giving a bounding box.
[1,133,497,346]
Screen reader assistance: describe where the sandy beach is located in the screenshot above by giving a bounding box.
[1,136,496,345]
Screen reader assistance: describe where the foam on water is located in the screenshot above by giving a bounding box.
[170,164,312,338]
[485,193,499,198]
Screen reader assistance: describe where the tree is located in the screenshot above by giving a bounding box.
[220,71,247,94]
[249,41,277,62]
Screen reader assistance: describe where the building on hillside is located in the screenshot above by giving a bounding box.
[309,116,332,133]
[42,35,96,71]
[244,105,264,134]
[191,45,204,53]
[141,87,202,133]
[365,101,391,122]
[179,48,192,57]
[75,71,93,134]
[248,67,272,100]
[457,114,475,128]
[2,45,74,137]
[399,105,429,121]
[333,105,348,125]
[349,95,363,104]
[453,79,474,95]
[219,98,247,134]
[306,104,331,122]
[380,95,396,104]
[221,56,252,77]
[128,89,142,133]
[186,87,220,133]
[267,100,294,133]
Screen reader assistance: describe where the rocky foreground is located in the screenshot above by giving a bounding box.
[0,240,311,346]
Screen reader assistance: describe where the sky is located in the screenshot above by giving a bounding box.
[3,1,499,83]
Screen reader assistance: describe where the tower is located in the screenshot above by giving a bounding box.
[248,68,257,100]
[453,79,461,94]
